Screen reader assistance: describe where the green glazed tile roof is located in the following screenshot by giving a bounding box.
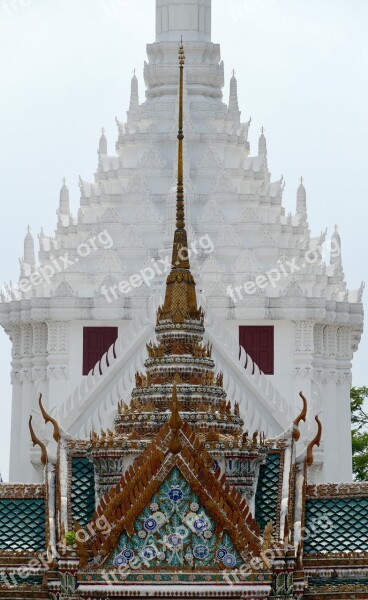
[309,577,368,586]
[304,497,368,553]
[0,574,43,587]
[71,456,95,528]
[255,453,281,533]
[0,498,45,551]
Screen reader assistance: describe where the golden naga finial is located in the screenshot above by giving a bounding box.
[39,393,61,442]
[169,384,183,455]
[176,40,185,231]
[306,415,322,467]
[29,416,48,466]
[293,391,308,441]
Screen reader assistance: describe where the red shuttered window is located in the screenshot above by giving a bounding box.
[239,326,274,375]
[83,327,118,375]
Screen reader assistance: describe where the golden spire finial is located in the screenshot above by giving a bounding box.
[176,40,185,230]
[157,41,202,325]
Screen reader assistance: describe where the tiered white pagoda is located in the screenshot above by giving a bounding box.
[0,0,363,484]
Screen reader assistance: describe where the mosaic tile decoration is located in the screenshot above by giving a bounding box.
[304,496,368,553]
[110,467,242,570]
[0,498,45,551]
[71,457,95,528]
[254,453,281,533]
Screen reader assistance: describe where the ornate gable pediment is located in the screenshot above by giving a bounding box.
[98,207,122,224]
[97,250,124,274]
[134,197,163,225]
[120,225,146,248]
[199,198,225,224]
[242,206,262,224]
[78,421,262,572]
[216,223,242,248]
[199,146,223,169]
[53,280,76,297]
[234,249,262,273]
[126,174,149,194]
[213,172,237,194]
[109,466,243,570]
[139,145,166,169]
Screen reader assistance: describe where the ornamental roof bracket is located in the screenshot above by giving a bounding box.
[305,415,322,467]
[29,415,48,466]
[39,393,61,443]
[293,391,308,442]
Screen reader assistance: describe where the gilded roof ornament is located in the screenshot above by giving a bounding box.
[29,416,48,466]
[306,415,322,467]
[293,391,308,442]
[157,42,202,325]
[39,393,61,443]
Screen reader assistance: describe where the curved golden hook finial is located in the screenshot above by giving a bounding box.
[29,416,48,466]
[169,384,183,455]
[306,415,322,467]
[293,391,308,441]
[39,394,60,442]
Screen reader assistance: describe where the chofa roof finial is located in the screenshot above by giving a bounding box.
[293,391,308,441]
[306,415,322,467]
[29,416,48,466]
[39,393,61,442]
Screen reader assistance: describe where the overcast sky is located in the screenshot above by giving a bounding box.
[0,0,367,480]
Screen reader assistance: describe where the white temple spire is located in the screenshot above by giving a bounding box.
[296,177,307,216]
[98,128,108,155]
[23,226,35,267]
[156,0,211,43]
[129,70,139,112]
[330,225,342,267]
[258,127,267,157]
[59,177,70,215]
[228,70,240,113]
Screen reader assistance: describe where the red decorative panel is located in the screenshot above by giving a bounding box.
[239,326,274,375]
[83,327,118,375]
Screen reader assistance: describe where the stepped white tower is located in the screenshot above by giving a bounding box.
[0,0,364,484]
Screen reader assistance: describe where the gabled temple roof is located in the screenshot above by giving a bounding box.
[77,413,263,570]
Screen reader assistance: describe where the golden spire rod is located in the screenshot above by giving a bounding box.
[176,40,185,230]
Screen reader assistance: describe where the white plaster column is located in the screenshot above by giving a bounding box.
[46,321,69,412]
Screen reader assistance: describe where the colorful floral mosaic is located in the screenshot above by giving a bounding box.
[110,467,241,570]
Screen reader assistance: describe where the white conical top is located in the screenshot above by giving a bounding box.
[228,70,240,113]
[59,178,70,214]
[296,177,307,214]
[156,0,211,42]
[99,128,108,155]
[258,127,267,156]
[129,71,139,112]
[331,226,342,266]
[24,226,35,266]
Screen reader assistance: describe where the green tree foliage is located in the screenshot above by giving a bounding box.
[351,387,368,481]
